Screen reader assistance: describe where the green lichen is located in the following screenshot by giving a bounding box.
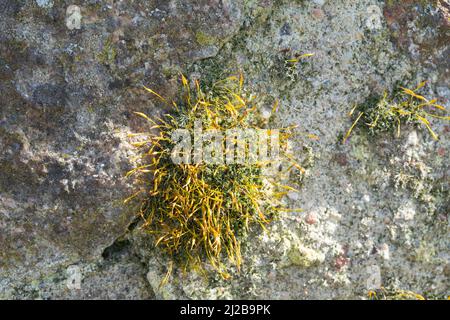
[195,31,218,46]
[287,244,324,268]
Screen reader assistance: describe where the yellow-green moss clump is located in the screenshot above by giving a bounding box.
[343,82,449,143]
[126,75,302,279]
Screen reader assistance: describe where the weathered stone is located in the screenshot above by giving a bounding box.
[0,0,245,298]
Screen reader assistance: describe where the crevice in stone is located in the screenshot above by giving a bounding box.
[101,214,141,261]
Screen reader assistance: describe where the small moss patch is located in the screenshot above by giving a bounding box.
[195,31,218,46]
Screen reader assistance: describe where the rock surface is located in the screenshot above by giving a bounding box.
[0,0,448,299]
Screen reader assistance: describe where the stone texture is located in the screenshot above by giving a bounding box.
[0,0,244,298]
